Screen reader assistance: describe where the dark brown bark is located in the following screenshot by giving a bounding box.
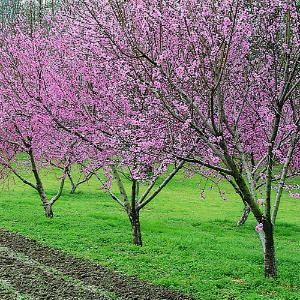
[237,202,251,226]
[44,203,53,218]
[67,172,76,194]
[263,221,277,278]
[27,149,67,218]
[68,171,93,194]
[129,211,142,246]
[29,149,54,218]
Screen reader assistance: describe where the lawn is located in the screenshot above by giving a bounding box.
[0,168,299,299]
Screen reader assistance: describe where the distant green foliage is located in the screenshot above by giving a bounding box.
[0,0,22,26]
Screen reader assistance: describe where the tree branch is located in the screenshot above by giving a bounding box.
[6,164,37,190]
[137,160,185,210]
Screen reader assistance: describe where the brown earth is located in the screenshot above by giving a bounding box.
[0,228,194,300]
[0,285,15,300]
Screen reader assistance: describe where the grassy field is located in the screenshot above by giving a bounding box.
[0,168,299,299]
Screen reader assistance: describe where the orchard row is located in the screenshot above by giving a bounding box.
[0,0,299,279]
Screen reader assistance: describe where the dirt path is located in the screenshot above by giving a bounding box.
[0,228,193,300]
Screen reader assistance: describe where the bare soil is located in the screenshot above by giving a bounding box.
[0,285,15,300]
[0,228,194,300]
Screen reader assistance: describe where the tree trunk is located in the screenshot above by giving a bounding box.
[67,172,76,194]
[237,202,251,226]
[263,221,277,278]
[70,185,76,194]
[28,148,54,218]
[129,211,142,246]
[44,203,53,218]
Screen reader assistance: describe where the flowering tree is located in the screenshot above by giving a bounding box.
[1,0,298,275]
[35,38,188,245]
[62,0,299,277]
[0,24,78,218]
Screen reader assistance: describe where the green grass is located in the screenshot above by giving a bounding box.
[0,168,299,299]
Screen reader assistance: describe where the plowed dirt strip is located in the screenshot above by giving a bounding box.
[0,290,15,300]
[0,280,19,300]
[0,246,113,300]
[0,278,34,300]
[0,290,16,299]
[0,228,193,300]
[0,249,110,299]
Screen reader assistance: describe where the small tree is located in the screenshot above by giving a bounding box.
[0,115,70,218]
[0,23,75,217]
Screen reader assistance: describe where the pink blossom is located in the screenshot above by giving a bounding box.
[175,66,184,79]
[255,223,263,232]
[257,198,264,205]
